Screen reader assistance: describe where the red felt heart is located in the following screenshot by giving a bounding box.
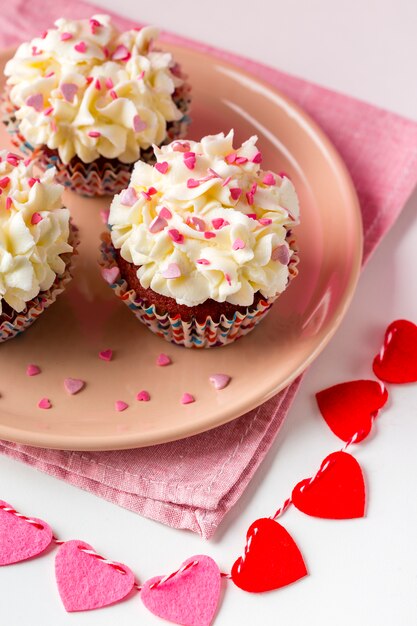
[292,451,366,519]
[316,380,388,442]
[0,500,53,565]
[55,540,135,612]
[231,518,307,592]
[373,319,417,383]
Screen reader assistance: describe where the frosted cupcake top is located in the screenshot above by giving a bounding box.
[0,151,72,314]
[4,15,185,164]
[109,131,299,307]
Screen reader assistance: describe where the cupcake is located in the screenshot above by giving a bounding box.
[101,131,299,348]
[2,15,191,197]
[0,150,77,342]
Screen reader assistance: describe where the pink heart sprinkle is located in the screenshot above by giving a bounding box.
[61,83,78,102]
[252,151,262,163]
[263,173,275,185]
[136,390,150,402]
[188,216,206,231]
[225,153,237,164]
[0,499,53,566]
[74,41,87,53]
[100,209,110,224]
[26,364,41,377]
[101,267,120,284]
[204,232,216,239]
[6,197,12,210]
[6,153,21,166]
[259,218,272,226]
[120,187,138,206]
[271,244,290,265]
[247,213,257,219]
[181,393,195,405]
[235,156,248,165]
[26,93,44,112]
[212,218,225,230]
[196,258,210,265]
[60,32,73,41]
[64,378,85,395]
[168,229,184,244]
[141,555,221,626]
[278,171,291,180]
[31,212,42,225]
[133,115,147,132]
[187,178,200,189]
[105,77,114,89]
[209,373,231,390]
[0,177,10,189]
[225,273,232,286]
[88,131,101,138]
[162,263,181,279]
[94,78,101,91]
[112,44,131,61]
[159,207,172,220]
[38,398,51,410]
[156,353,171,367]
[149,216,167,233]
[99,349,113,362]
[55,540,135,612]
[230,187,242,200]
[115,400,128,412]
[232,238,245,250]
[172,141,190,152]
[184,153,196,170]
[155,161,169,174]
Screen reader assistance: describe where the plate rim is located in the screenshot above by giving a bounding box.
[0,43,363,450]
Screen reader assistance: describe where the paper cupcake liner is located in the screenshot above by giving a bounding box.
[1,77,191,197]
[0,223,79,343]
[99,233,299,349]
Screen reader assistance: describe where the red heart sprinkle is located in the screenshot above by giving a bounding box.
[373,319,417,383]
[231,518,307,592]
[292,451,366,519]
[316,379,388,443]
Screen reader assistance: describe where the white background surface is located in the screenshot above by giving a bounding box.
[1,1,417,624]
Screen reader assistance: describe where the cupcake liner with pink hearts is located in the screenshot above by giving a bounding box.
[0,224,79,343]
[99,232,299,349]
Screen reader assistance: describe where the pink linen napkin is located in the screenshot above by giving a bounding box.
[1,0,417,539]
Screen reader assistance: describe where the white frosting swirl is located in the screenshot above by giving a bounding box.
[4,16,185,164]
[0,151,72,314]
[109,131,299,307]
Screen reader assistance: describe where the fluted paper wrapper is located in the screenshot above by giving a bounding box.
[99,233,299,349]
[0,224,79,343]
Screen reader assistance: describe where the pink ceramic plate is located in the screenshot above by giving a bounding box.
[0,45,362,450]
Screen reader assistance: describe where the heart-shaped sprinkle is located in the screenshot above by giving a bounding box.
[136,390,150,402]
[115,400,128,412]
[38,397,51,410]
[101,267,120,284]
[74,41,87,53]
[212,218,226,230]
[61,83,78,102]
[316,379,388,443]
[31,212,42,225]
[133,115,147,132]
[173,141,191,152]
[235,156,248,165]
[156,353,171,366]
[99,349,113,362]
[184,152,196,170]
[60,32,73,41]
[187,178,200,189]
[26,363,41,377]
[120,187,138,207]
[258,218,272,226]
[168,229,184,244]
[232,238,245,250]
[55,540,135,612]
[181,393,195,405]
[231,518,307,592]
[230,187,242,200]
[105,77,114,89]
[155,161,169,174]
[112,44,131,61]
[209,373,231,390]
[271,244,290,265]
[64,378,85,395]
[149,216,168,233]
[0,500,53,565]
[159,207,172,220]
[26,93,44,111]
[225,153,237,164]
[196,258,210,266]
[262,173,275,185]
[292,451,366,519]
[88,131,101,138]
[0,176,10,189]
[162,263,181,279]
[252,151,262,163]
[204,232,216,239]
[189,216,206,231]
[373,319,417,383]
[141,555,221,626]
[100,209,110,224]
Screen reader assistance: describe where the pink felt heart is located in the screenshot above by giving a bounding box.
[0,500,52,565]
[141,555,221,626]
[64,378,85,395]
[101,267,120,284]
[55,540,135,612]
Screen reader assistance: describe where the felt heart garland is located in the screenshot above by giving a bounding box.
[316,380,388,442]
[0,318,414,624]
